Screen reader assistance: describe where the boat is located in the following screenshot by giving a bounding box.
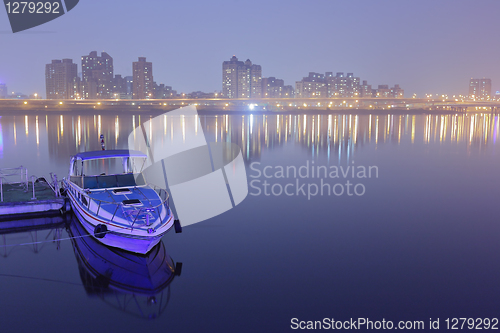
[68,217,181,319]
[63,149,178,254]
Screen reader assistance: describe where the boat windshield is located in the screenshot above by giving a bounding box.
[70,173,147,189]
[78,157,144,176]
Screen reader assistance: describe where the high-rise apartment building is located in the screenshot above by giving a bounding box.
[297,71,402,99]
[373,84,404,98]
[125,76,133,98]
[376,85,391,98]
[360,80,372,97]
[112,74,127,98]
[45,59,78,99]
[262,77,294,98]
[237,60,251,98]
[326,72,345,97]
[154,82,174,99]
[345,73,360,97]
[249,61,262,98]
[295,72,327,98]
[325,72,360,97]
[81,51,114,99]
[222,56,262,98]
[133,57,153,99]
[390,84,404,98]
[223,56,241,98]
[70,77,82,100]
[469,78,491,100]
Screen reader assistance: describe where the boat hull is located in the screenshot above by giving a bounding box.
[69,191,174,254]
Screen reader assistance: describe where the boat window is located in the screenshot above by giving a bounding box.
[83,158,123,176]
[80,173,147,189]
[81,157,146,176]
[97,175,119,188]
[70,176,83,187]
[133,173,146,186]
[83,176,99,189]
[118,173,146,186]
[73,161,83,176]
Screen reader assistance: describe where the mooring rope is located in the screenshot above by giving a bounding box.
[0,230,107,249]
[0,273,82,286]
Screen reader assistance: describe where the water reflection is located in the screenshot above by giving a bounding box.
[68,217,181,320]
[0,215,181,320]
[1,112,499,173]
[0,216,66,257]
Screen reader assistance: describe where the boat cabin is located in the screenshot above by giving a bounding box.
[69,150,148,190]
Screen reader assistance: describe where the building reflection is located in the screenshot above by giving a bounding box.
[200,113,500,161]
[2,112,499,165]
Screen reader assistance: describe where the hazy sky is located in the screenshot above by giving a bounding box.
[1,0,499,98]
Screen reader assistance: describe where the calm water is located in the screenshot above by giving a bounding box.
[1,111,500,332]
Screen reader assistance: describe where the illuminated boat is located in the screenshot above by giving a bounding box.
[63,150,178,254]
[68,217,181,319]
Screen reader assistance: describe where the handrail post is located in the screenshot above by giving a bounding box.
[132,207,142,226]
[54,174,59,197]
[31,176,36,200]
[111,205,119,222]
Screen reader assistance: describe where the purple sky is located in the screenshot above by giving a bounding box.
[1,0,499,98]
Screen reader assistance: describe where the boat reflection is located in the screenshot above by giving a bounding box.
[68,216,182,320]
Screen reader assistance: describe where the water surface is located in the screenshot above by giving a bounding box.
[1,111,499,332]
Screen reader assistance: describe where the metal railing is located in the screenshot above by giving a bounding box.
[48,173,61,198]
[64,178,171,230]
[0,166,29,202]
[0,167,64,202]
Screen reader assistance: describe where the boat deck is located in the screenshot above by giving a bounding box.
[0,182,68,218]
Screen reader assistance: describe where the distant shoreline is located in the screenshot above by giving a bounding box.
[0,98,497,115]
[0,107,491,116]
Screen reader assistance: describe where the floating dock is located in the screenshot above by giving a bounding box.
[0,167,70,219]
[0,181,68,219]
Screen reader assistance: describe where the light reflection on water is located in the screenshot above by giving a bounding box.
[1,111,500,332]
[0,112,498,178]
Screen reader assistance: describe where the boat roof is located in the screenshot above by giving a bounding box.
[73,150,147,161]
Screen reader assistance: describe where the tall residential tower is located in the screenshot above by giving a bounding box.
[222,56,262,98]
[81,51,114,99]
[45,59,78,99]
[133,57,153,99]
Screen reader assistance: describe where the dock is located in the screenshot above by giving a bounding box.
[0,167,70,219]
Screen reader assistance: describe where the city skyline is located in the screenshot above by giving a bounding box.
[1,0,500,98]
[9,49,495,101]
[42,52,409,100]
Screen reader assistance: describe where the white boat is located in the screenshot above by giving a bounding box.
[63,150,179,254]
